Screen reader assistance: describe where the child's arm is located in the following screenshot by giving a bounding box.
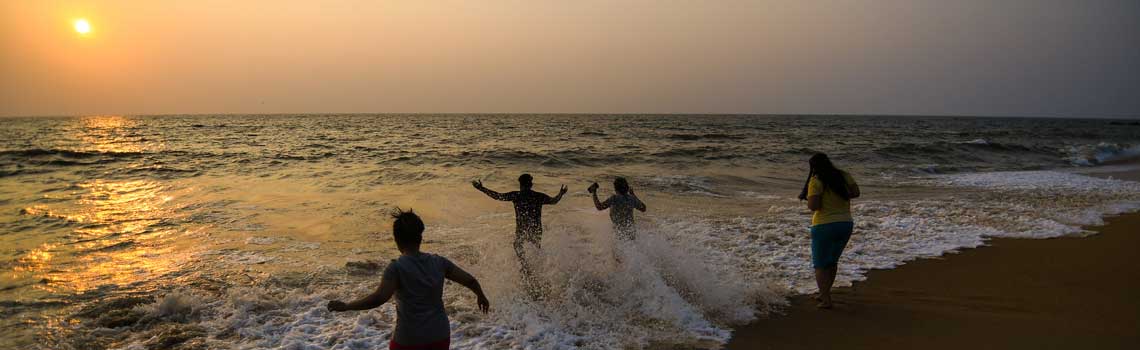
[629,188,647,212]
[445,264,491,313]
[327,278,398,312]
[589,183,609,210]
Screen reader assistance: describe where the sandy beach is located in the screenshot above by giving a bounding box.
[727,168,1140,349]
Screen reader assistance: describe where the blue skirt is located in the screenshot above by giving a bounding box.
[810,221,854,268]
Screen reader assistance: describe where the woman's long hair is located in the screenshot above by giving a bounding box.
[805,153,851,200]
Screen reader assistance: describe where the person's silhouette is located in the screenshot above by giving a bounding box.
[473,174,567,289]
[327,209,489,349]
[589,177,646,240]
[798,153,860,309]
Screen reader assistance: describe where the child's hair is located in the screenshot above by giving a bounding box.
[614,177,630,194]
[391,207,424,248]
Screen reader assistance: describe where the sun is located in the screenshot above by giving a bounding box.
[74,19,91,35]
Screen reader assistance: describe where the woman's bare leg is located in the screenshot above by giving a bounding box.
[816,266,837,308]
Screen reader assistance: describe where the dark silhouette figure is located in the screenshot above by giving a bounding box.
[472,174,567,285]
[797,153,860,309]
[327,208,489,349]
[589,177,646,240]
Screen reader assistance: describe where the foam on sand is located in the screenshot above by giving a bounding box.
[722,170,1140,294]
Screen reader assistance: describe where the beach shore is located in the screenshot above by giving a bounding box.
[727,168,1140,350]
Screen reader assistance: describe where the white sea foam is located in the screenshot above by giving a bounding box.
[644,175,724,197]
[933,170,1140,232]
[135,290,206,321]
[735,191,789,200]
[722,170,1140,294]
[936,169,1140,192]
[109,207,782,349]
[452,211,778,349]
[195,249,276,265]
[1066,142,1140,166]
[245,236,280,245]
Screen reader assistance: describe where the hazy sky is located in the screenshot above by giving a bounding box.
[2,1,1138,118]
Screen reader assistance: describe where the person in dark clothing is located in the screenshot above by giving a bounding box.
[327,208,489,350]
[589,177,647,240]
[472,174,566,298]
[472,174,567,259]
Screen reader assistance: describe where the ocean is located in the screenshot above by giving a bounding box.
[2,114,1139,349]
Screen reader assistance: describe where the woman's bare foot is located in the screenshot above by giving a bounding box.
[816,295,833,309]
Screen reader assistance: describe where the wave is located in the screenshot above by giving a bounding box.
[1066,142,1140,166]
[644,175,724,197]
[876,140,1041,158]
[463,149,629,168]
[0,168,52,178]
[667,133,746,141]
[0,148,144,159]
[121,166,200,175]
[0,148,148,172]
[651,147,729,159]
[86,240,137,253]
[874,140,1068,173]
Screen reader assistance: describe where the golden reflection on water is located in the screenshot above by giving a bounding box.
[10,244,55,281]
[9,116,184,295]
[76,115,163,153]
[22,178,186,295]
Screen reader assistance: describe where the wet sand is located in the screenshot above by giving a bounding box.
[727,169,1140,350]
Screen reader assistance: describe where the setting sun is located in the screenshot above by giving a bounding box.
[73,19,91,35]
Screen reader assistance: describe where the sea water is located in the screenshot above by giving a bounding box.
[1,114,1139,349]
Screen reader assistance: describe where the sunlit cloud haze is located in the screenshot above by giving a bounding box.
[2,0,1138,118]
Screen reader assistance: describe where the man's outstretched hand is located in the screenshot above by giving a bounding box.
[472,180,484,190]
[327,300,348,312]
[559,185,568,195]
[588,182,599,193]
[477,295,491,313]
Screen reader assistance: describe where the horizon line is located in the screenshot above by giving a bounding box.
[3,112,1139,120]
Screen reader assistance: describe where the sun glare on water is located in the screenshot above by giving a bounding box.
[74,19,91,35]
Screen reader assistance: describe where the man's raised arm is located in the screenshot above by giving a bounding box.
[473,180,512,201]
[546,185,568,205]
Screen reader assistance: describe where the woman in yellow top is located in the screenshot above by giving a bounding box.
[798,153,860,309]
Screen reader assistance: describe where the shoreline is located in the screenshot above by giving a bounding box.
[726,169,1140,349]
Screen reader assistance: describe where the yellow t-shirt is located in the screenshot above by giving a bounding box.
[808,172,857,226]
